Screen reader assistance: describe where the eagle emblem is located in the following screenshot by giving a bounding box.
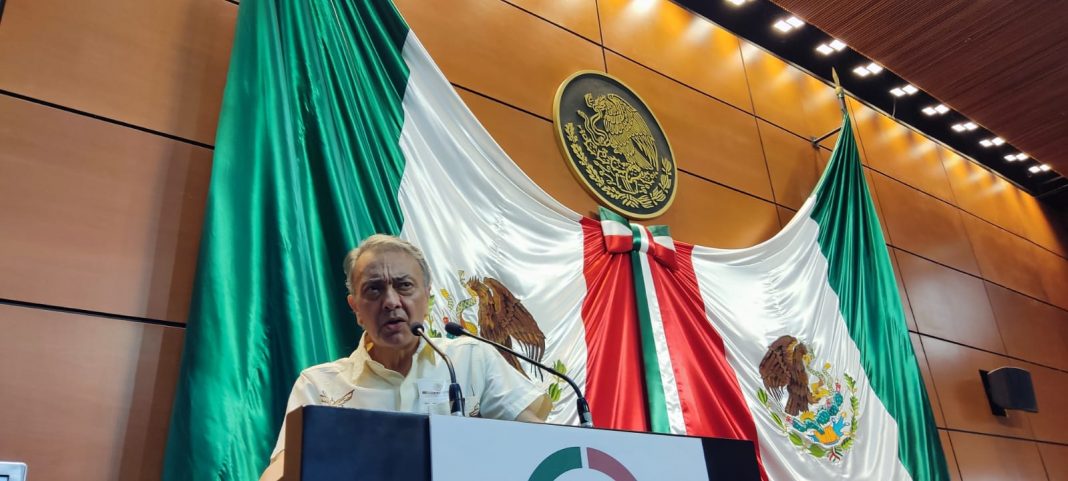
[756,335,860,463]
[428,271,569,403]
[318,389,353,407]
[554,71,676,219]
[465,277,545,378]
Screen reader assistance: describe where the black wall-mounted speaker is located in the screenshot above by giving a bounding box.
[980,367,1039,417]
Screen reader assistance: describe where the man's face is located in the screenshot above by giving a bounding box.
[347,248,429,353]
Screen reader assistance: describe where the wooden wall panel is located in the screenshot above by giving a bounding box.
[776,206,796,229]
[942,147,1068,259]
[0,0,236,145]
[759,120,822,210]
[604,52,773,200]
[871,173,981,275]
[506,0,602,42]
[0,305,184,481]
[949,432,1049,481]
[741,43,812,138]
[962,212,1050,302]
[938,430,963,481]
[1036,246,1068,311]
[985,282,1068,371]
[849,101,956,203]
[1023,362,1068,445]
[1039,443,1068,481]
[896,251,1005,353]
[910,333,946,427]
[457,90,600,217]
[941,148,1030,239]
[922,337,1034,438]
[657,174,780,248]
[889,249,919,332]
[598,0,752,112]
[741,44,843,140]
[395,0,605,120]
[1018,198,1068,258]
[0,96,211,324]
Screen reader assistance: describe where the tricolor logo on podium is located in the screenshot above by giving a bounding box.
[529,446,637,481]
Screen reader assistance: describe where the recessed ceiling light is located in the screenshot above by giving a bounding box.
[891,84,918,96]
[853,63,883,77]
[1040,164,1051,172]
[1014,153,1029,161]
[952,123,967,132]
[771,17,804,33]
[923,104,949,116]
[979,139,993,147]
[817,39,847,55]
[963,122,978,130]
[1029,166,1041,174]
[992,137,1005,146]
[726,0,749,6]
[1004,154,1018,161]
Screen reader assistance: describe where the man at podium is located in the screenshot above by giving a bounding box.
[261,235,551,479]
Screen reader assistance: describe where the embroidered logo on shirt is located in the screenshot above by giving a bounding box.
[318,389,354,407]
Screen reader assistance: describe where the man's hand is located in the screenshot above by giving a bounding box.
[515,395,553,423]
[259,455,283,481]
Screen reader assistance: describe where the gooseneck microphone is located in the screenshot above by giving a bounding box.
[411,323,465,416]
[444,321,594,427]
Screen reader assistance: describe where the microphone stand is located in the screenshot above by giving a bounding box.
[412,324,465,416]
[445,322,593,427]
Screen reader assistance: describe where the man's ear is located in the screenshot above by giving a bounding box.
[346,294,361,326]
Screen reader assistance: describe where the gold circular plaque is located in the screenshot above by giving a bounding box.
[553,71,677,220]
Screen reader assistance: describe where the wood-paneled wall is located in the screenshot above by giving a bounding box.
[1,0,1065,479]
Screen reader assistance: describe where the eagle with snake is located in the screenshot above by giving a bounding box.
[758,335,814,416]
[466,277,546,380]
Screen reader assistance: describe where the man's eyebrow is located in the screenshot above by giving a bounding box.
[360,274,413,285]
[359,275,386,285]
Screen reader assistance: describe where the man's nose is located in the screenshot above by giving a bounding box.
[382,286,402,310]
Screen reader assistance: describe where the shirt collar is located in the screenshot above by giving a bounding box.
[350,332,439,372]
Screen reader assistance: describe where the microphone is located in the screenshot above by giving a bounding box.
[411,323,465,416]
[444,322,593,427]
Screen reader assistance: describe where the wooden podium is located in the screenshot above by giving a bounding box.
[283,406,760,480]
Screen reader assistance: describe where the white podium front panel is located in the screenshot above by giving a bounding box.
[429,416,709,481]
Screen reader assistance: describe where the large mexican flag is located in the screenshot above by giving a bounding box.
[163,1,948,480]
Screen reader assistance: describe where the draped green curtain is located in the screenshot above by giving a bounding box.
[810,116,949,481]
[163,1,412,479]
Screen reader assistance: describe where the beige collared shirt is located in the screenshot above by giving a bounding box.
[269,333,550,461]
